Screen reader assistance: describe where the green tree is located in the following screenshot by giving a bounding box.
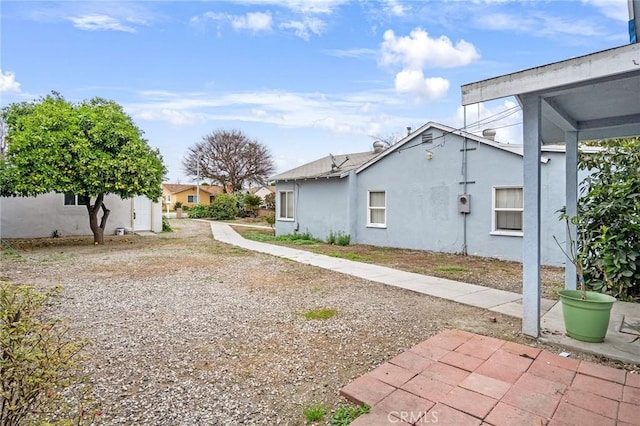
[210,193,238,220]
[0,93,165,244]
[264,192,275,210]
[576,137,640,300]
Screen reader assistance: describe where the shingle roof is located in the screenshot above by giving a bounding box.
[270,151,380,182]
[162,183,226,195]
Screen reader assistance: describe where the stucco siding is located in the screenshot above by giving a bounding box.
[0,193,161,238]
[273,126,582,266]
[275,179,349,239]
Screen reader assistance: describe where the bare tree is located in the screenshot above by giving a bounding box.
[183,129,275,193]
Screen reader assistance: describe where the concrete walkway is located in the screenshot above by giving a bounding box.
[209,222,639,364]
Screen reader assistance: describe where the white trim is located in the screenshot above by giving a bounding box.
[277,190,294,220]
[367,190,386,228]
[492,186,523,233]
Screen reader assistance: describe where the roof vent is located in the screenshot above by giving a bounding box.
[482,129,497,141]
[373,141,385,153]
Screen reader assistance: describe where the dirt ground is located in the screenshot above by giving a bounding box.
[230,225,565,300]
[1,220,635,425]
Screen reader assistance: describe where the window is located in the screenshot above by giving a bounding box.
[64,193,89,206]
[278,191,294,220]
[367,191,386,227]
[492,187,523,235]
[187,195,197,203]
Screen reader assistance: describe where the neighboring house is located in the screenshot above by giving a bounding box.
[248,185,276,208]
[0,193,161,238]
[162,183,225,210]
[271,122,588,266]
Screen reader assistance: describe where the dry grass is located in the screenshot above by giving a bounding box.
[231,225,565,300]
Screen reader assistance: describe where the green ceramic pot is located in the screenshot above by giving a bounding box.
[558,290,616,343]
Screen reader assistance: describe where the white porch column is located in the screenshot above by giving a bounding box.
[565,131,578,290]
[522,95,542,338]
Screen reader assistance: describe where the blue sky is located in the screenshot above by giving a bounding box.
[0,0,632,183]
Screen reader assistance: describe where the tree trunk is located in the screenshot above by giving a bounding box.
[86,193,110,244]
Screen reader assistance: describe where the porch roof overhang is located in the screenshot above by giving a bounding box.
[461,43,640,141]
[460,42,640,339]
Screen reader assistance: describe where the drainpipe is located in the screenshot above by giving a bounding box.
[462,106,468,255]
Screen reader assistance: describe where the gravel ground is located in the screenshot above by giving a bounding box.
[1,220,633,425]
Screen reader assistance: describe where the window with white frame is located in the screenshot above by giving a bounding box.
[278,191,294,220]
[63,193,89,206]
[493,187,523,234]
[187,195,197,203]
[367,190,386,227]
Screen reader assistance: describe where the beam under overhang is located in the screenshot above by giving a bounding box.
[541,97,578,132]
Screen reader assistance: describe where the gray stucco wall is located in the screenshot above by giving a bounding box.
[275,179,350,240]
[0,193,161,238]
[275,131,575,266]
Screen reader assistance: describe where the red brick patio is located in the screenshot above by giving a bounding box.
[340,329,640,425]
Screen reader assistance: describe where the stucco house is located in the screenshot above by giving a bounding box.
[162,183,226,210]
[271,122,590,266]
[0,193,161,238]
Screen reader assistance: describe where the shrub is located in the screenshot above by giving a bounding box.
[336,233,350,246]
[210,193,239,220]
[264,192,275,209]
[576,137,640,300]
[327,231,337,245]
[173,201,183,210]
[0,282,97,425]
[162,216,172,232]
[186,203,210,219]
[327,231,350,246]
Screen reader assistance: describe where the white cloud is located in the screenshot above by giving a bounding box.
[380,28,480,69]
[231,12,273,32]
[475,12,607,37]
[383,0,410,16]
[395,70,449,101]
[582,0,630,22]
[227,0,347,14]
[67,14,136,32]
[322,48,377,58]
[126,88,412,137]
[0,70,21,93]
[279,16,326,40]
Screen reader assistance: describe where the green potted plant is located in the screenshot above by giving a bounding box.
[555,217,616,343]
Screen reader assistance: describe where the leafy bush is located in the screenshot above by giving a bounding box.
[173,201,183,210]
[327,231,350,246]
[265,213,275,235]
[210,193,239,220]
[185,203,210,219]
[162,216,172,232]
[0,282,98,425]
[327,231,337,245]
[576,137,640,300]
[336,233,350,246]
[263,192,275,209]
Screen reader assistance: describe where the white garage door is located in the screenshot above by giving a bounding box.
[134,196,152,231]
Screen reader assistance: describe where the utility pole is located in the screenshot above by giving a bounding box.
[196,158,200,204]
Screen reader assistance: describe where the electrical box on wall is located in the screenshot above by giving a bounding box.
[458,194,471,213]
